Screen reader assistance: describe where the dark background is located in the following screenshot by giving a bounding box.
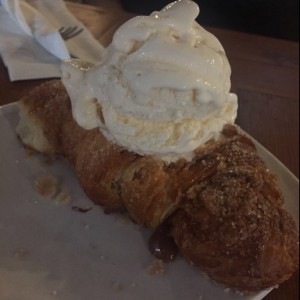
[120,0,299,41]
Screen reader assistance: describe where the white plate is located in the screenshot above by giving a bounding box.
[0,103,298,300]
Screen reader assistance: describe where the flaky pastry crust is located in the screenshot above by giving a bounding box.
[16,80,299,292]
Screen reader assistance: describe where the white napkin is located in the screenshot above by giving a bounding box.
[0,0,105,81]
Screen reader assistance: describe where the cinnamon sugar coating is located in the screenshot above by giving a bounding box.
[169,129,298,291]
[18,80,71,155]
[16,80,299,292]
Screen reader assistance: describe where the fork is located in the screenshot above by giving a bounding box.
[59,26,84,41]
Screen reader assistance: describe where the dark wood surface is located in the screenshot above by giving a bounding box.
[0,2,298,299]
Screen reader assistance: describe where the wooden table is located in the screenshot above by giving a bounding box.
[0,2,298,299]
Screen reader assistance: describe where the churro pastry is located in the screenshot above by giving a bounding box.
[16,0,298,293]
[16,79,298,292]
[169,125,299,291]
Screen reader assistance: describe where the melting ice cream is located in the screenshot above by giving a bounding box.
[62,0,237,161]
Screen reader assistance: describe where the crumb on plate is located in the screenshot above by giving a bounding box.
[14,248,29,258]
[55,190,71,204]
[146,259,166,276]
[35,174,59,198]
[111,281,123,292]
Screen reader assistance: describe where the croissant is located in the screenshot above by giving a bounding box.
[16,80,298,292]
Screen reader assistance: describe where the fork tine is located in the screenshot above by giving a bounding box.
[63,26,76,36]
[59,26,75,39]
[67,27,84,40]
[59,26,84,41]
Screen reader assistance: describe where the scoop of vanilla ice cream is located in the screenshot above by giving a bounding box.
[62,0,237,161]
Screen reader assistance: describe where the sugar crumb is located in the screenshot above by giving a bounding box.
[146,259,165,276]
[111,281,123,292]
[24,146,36,159]
[116,213,131,224]
[35,174,59,198]
[55,190,71,205]
[14,248,29,258]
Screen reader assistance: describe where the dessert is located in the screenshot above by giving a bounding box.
[16,0,298,293]
[62,0,237,162]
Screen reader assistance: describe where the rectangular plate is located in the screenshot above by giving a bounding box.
[0,103,298,300]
